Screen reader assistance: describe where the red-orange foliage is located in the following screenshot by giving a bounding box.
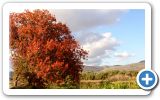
[10,10,87,86]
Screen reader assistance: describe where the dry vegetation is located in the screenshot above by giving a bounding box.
[80,70,140,89]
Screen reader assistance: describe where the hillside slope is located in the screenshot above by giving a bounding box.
[83,60,145,72]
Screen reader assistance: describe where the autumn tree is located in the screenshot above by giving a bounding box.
[10,10,87,88]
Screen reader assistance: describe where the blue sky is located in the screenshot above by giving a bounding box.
[53,9,145,66]
[94,10,145,65]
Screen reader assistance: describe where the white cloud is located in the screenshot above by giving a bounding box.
[83,32,119,57]
[51,9,127,32]
[82,32,120,66]
[114,51,135,61]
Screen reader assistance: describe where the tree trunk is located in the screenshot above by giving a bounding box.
[14,73,20,87]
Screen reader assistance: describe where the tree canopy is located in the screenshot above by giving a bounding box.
[10,9,88,88]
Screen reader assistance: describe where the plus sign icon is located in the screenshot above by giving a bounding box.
[137,69,158,90]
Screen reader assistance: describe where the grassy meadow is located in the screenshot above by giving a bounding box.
[80,70,140,89]
[10,69,141,89]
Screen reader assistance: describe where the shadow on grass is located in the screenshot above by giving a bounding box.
[10,85,45,89]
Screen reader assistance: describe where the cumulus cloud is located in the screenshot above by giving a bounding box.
[83,32,119,57]
[82,32,120,66]
[114,51,135,61]
[51,9,127,32]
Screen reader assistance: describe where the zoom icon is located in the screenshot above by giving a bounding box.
[137,69,158,90]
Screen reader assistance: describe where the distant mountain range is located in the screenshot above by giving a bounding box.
[10,60,145,79]
[83,60,145,72]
